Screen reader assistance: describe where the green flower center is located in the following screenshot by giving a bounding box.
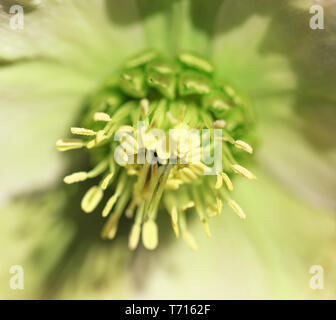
[56,50,256,251]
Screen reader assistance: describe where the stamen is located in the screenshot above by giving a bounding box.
[221,172,233,191]
[56,139,84,151]
[63,171,88,184]
[232,164,256,180]
[71,127,96,136]
[228,199,246,219]
[216,196,222,215]
[102,173,127,217]
[87,160,109,178]
[212,119,226,129]
[128,224,141,250]
[179,211,198,251]
[180,167,197,181]
[142,220,158,250]
[100,172,114,190]
[182,231,198,251]
[140,98,149,116]
[234,140,253,154]
[165,179,183,190]
[171,206,179,238]
[180,201,195,211]
[102,188,131,239]
[201,219,212,238]
[93,112,111,122]
[81,186,104,213]
[128,202,145,250]
[215,174,223,189]
[190,163,211,175]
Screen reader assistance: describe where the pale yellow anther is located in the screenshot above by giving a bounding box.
[106,215,119,239]
[212,119,226,129]
[221,172,233,191]
[94,112,111,122]
[102,194,118,217]
[190,163,211,175]
[178,170,193,183]
[63,171,88,184]
[101,172,114,190]
[171,206,178,225]
[181,167,197,181]
[140,98,149,116]
[181,201,195,211]
[182,231,198,251]
[224,85,235,98]
[128,224,141,250]
[234,140,253,154]
[232,164,256,180]
[81,186,103,213]
[171,206,179,238]
[228,199,246,220]
[215,174,223,189]
[71,127,96,136]
[216,197,222,215]
[142,220,158,250]
[56,139,84,151]
[201,220,211,238]
[165,179,183,190]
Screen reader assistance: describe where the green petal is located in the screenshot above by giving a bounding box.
[212,9,296,98]
[212,1,336,207]
[256,96,336,211]
[0,1,146,200]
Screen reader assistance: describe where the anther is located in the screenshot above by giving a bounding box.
[232,164,256,180]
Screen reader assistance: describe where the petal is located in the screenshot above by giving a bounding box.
[0,0,146,201]
[212,1,336,208]
[212,3,296,98]
[256,96,336,211]
[0,186,131,299]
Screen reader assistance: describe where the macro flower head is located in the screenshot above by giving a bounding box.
[56,49,257,250]
[1,0,336,299]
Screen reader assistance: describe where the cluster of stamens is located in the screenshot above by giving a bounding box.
[56,50,256,250]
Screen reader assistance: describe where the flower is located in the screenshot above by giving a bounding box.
[1,0,336,299]
[56,50,256,250]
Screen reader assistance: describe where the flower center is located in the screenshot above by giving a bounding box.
[56,50,256,251]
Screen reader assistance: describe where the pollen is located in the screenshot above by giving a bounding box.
[57,50,256,250]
